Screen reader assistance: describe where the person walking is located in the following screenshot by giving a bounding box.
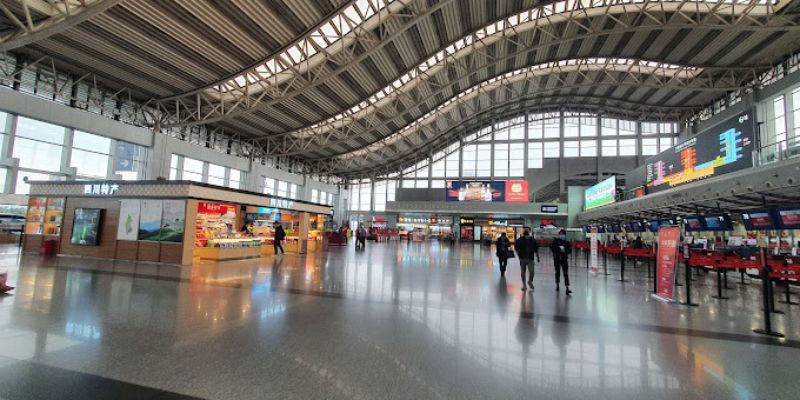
[514,228,539,291]
[496,232,511,276]
[550,229,572,294]
[355,224,367,250]
[273,222,286,255]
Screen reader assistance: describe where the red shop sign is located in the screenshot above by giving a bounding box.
[198,202,237,215]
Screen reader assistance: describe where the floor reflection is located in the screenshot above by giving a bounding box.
[0,243,797,399]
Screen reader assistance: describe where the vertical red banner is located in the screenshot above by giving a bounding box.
[590,228,598,274]
[655,226,680,301]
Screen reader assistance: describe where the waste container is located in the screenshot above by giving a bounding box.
[40,239,57,256]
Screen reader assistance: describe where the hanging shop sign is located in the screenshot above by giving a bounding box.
[269,198,295,210]
[654,226,681,302]
[198,202,237,215]
[645,110,755,193]
[459,218,474,225]
[540,205,559,213]
[83,183,120,196]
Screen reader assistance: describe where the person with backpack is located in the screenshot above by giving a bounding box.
[495,232,512,276]
[550,229,572,294]
[514,228,539,291]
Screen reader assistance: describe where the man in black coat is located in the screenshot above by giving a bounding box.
[550,229,572,294]
[514,228,539,291]
[273,222,286,254]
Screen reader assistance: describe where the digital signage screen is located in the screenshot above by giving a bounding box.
[776,208,800,229]
[701,213,733,231]
[584,176,616,210]
[683,216,704,232]
[71,208,103,246]
[741,209,777,230]
[644,110,754,193]
[445,180,529,202]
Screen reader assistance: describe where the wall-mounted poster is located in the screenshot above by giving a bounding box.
[138,200,163,241]
[505,180,529,202]
[70,208,103,246]
[160,200,186,242]
[117,199,140,240]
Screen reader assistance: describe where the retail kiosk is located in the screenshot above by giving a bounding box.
[22,180,333,265]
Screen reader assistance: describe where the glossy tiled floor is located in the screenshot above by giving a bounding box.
[0,241,798,400]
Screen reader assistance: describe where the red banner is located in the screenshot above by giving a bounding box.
[505,180,529,202]
[198,202,237,215]
[655,226,680,301]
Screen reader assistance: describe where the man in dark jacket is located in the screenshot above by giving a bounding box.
[514,228,539,291]
[550,229,572,294]
[273,222,286,254]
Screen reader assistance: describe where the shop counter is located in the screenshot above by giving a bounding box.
[195,238,262,261]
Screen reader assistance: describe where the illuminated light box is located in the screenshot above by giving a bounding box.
[584,176,616,210]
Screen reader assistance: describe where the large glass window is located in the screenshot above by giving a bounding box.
[15,171,63,194]
[445,152,459,177]
[564,141,579,157]
[642,138,659,155]
[543,142,560,158]
[493,143,509,176]
[228,169,241,189]
[476,144,491,176]
[528,116,543,139]
[792,88,800,140]
[774,96,787,146]
[580,116,597,137]
[619,139,637,156]
[527,142,543,169]
[358,182,371,211]
[543,113,560,138]
[601,118,617,136]
[509,146,524,176]
[264,177,276,195]
[170,154,179,180]
[601,139,617,156]
[207,164,226,186]
[374,181,386,212]
[182,157,203,182]
[619,120,636,136]
[13,117,65,172]
[462,144,477,177]
[580,139,597,157]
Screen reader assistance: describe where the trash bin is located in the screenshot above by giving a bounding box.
[40,239,57,256]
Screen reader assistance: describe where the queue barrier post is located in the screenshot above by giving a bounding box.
[652,255,657,294]
[711,267,729,300]
[754,260,783,338]
[681,259,699,307]
[779,275,800,305]
[618,254,626,282]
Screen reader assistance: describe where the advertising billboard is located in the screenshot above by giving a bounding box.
[645,110,755,193]
[505,180,529,202]
[446,180,529,203]
[584,176,616,210]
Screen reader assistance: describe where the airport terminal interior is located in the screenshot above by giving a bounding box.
[0,0,800,399]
